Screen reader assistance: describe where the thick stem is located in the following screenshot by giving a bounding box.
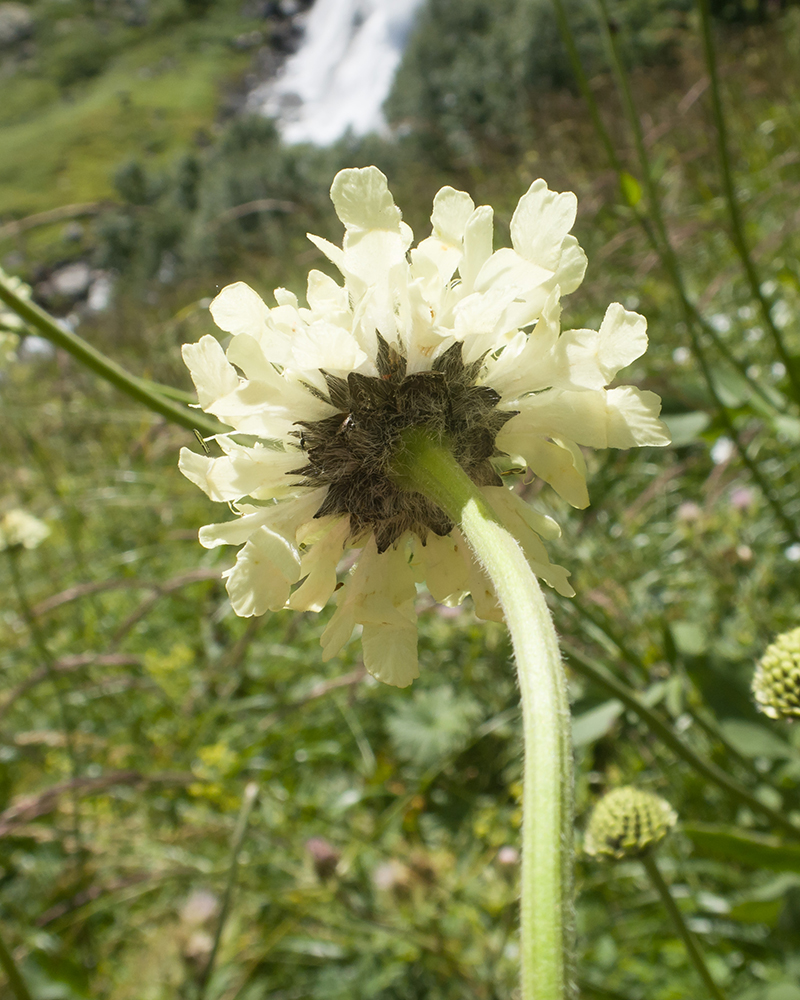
[640,851,727,1000]
[395,429,574,1000]
[0,275,222,437]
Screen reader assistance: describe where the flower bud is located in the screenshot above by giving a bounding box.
[585,786,676,860]
[752,628,800,720]
[305,837,340,881]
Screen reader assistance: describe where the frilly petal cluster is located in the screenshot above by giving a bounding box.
[180,167,669,687]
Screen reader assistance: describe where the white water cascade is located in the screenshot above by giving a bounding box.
[248,0,426,146]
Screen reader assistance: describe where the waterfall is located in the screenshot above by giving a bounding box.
[248,0,426,146]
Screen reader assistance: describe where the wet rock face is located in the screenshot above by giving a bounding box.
[49,262,93,299]
[0,3,33,49]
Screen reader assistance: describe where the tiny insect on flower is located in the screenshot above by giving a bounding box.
[180,167,669,686]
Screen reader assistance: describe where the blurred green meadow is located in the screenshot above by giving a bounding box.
[2,0,800,997]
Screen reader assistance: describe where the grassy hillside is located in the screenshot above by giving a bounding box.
[0,0,263,217]
[2,2,800,997]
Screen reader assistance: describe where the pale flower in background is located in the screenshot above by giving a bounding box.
[0,509,50,551]
[180,167,669,686]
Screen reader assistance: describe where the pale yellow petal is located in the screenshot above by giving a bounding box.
[496,432,590,508]
[418,532,471,605]
[430,186,475,245]
[553,235,587,294]
[181,335,239,410]
[596,304,649,380]
[503,387,669,451]
[209,281,270,337]
[222,526,301,616]
[362,614,420,688]
[459,205,494,294]
[481,486,574,597]
[510,179,577,270]
[288,516,350,612]
[330,166,403,233]
[178,445,300,502]
[306,269,350,316]
[198,491,322,549]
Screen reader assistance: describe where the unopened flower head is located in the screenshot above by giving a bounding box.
[0,509,50,552]
[753,627,800,720]
[180,167,668,686]
[585,786,677,860]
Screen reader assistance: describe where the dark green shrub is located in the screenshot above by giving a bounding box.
[48,21,114,86]
[385,0,694,160]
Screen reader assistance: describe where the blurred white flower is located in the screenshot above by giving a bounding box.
[180,167,668,686]
[0,510,50,551]
[710,436,735,465]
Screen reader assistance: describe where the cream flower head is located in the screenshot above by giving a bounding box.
[0,509,50,551]
[180,167,668,687]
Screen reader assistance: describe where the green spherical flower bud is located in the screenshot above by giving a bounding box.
[585,786,677,860]
[753,628,800,721]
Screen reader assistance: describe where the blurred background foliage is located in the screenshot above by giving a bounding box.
[2,0,800,997]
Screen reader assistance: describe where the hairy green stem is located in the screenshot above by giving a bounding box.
[640,851,727,1000]
[395,428,574,1000]
[0,275,222,437]
[0,924,34,1000]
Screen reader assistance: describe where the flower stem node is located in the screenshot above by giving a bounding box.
[753,627,800,720]
[585,786,677,860]
[179,165,669,686]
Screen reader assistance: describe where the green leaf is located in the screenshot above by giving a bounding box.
[684,824,800,871]
[671,622,708,657]
[572,699,624,748]
[619,171,642,208]
[387,685,482,769]
[719,720,797,760]
[773,414,800,444]
[661,411,711,447]
[728,897,783,925]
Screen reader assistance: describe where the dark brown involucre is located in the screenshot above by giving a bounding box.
[292,338,516,552]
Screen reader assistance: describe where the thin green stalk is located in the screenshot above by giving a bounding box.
[395,428,574,1000]
[696,0,800,403]
[564,597,650,683]
[0,925,33,1000]
[6,547,85,860]
[556,0,800,544]
[640,851,727,1000]
[561,640,800,839]
[0,275,221,437]
[552,0,785,410]
[197,782,259,1000]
